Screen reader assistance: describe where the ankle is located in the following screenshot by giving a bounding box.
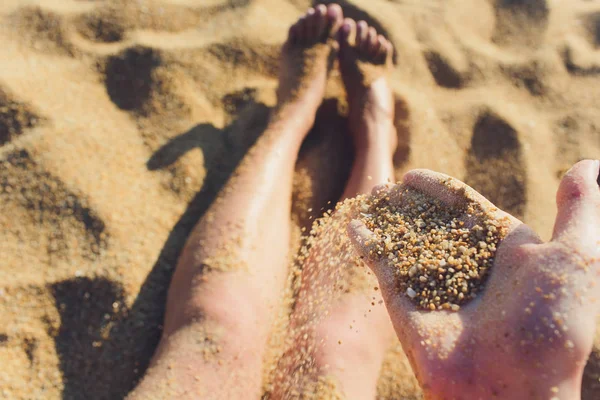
[352,120,395,150]
[270,103,316,136]
[353,137,396,161]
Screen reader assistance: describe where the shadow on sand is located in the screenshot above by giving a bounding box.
[51,96,359,399]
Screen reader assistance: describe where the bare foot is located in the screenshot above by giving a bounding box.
[276,4,343,127]
[339,19,396,152]
[349,160,600,399]
[338,19,397,198]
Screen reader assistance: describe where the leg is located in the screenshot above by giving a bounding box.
[128,5,343,399]
[272,19,397,400]
[339,19,397,199]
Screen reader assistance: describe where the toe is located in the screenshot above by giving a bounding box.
[340,18,357,46]
[314,4,327,39]
[372,35,385,63]
[305,8,316,40]
[357,21,369,52]
[384,41,394,65]
[366,27,378,55]
[288,23,298,44]
[369,33,383,58]
[375,35,387,62]
[326,4,344,37]
[552,159,600,246]
[296,16,308,44]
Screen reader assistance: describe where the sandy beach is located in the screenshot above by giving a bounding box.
[1,0,600,398]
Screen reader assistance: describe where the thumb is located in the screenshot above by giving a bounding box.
[552,159,600,248]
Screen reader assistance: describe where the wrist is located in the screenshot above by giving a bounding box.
[417,363,584,400]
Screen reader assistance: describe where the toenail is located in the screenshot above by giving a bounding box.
[328,5,341,17]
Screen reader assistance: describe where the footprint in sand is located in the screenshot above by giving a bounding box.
[464,111,527,219]
[0,149,108,258]
[222,87,259,116]
[76,0,208,42]
[582,11,600,49]
[0,87,44,146]
[492,0,549,50]
[553,114,600,179]
[424,50,466,89]
[8,6,75,56]
[563,10,600,76]
[50,277,134,399]
[76,8,126,43]
[501,62,547,97]
[103,46,163,112]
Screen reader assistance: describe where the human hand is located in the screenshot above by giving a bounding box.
[348,160,600,399]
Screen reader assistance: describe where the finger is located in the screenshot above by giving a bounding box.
[400,168,545,274]
[371,183,393,197]
[402,169,489,207]
[401,169,521,225]
[347,219,382,263]
[347,219,448,351]
[347,219,410,315]
[552,159,600,247]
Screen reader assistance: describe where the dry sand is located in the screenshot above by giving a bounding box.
[0,0,599,399]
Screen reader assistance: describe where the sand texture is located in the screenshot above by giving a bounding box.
[1,0,600,399]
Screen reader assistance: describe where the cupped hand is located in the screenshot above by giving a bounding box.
[348,160,600,399]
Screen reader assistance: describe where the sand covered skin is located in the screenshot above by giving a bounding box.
[1,0,600,399]
[271,193,415,398]
[358,185,510,311]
